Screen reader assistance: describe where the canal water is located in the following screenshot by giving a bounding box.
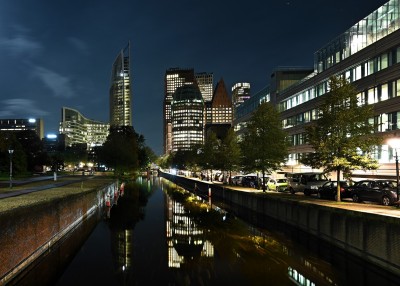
[11,176,400,286]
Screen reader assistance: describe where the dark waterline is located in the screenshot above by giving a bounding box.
[10,176,400,286]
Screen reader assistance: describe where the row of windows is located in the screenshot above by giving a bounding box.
[288,110,400,147]
[281,46,400,112]
[288,143,400,166]
[315,0,400,73]
[283,78,400,129]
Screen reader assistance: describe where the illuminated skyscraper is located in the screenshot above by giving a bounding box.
[164,68,196,154]
[232,82,250,107]
[195,72,213,102]
[109,42,132,127]
[171,84,204,152]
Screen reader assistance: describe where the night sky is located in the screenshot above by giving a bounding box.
[0,0,389,155]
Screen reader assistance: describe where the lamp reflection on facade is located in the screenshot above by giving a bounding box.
[388,138,400,203]
[8,148,14,189]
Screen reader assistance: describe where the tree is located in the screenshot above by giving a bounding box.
[15,130,46,172]
[98,126,139,176]
[0,132,27,176]
[200,132,220,181]
[220,128,241,183]
[240,102,288,191]
[136,134,157,169]
[301,76,382,201]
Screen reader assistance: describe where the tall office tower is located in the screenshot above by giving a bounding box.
[232,82,250,107]
[109,42,132,127]
[195,72,213,102]
[171,84,204,152]
[164,68,196,154]
[231,82,250,121]
[205,78,232,139]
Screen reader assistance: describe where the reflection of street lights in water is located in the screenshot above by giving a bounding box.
[8,148,14,189]
[388,138,400,203]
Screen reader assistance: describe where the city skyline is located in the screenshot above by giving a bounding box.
[0,0,388,155]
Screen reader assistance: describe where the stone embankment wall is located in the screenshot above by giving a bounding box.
[0,181,119,284]
[161,172,400,276]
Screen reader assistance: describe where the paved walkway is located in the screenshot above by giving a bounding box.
[187,176,400,219]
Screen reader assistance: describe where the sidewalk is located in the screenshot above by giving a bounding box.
[188,175,400,219]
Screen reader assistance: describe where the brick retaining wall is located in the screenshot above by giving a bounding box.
[0,181,118,284]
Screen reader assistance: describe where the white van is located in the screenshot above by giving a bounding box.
[286,172,329,195]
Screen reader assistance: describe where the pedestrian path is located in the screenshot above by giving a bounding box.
[185,175,400,219]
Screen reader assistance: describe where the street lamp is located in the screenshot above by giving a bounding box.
[8,148,14,189]
[388,138,400,203]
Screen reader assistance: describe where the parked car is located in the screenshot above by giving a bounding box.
[349,179,398,206]
[286,172,329,195]
[317,181,350,200]
[231,175,244,186]
[242,175,260,189]
[265,178,288,192]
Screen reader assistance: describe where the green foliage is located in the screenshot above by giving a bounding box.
[157,154,172,169]
[0,132,27,176]
[199,132,220,178]
[301,76,382,200]
[136,134,157,169]
[219,128,241,175]
[98,126,139,176]
[62,144,88,167]
[16,130,47,172]
[240,101,288,189]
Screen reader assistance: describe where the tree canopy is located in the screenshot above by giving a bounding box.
[301,76,381,200]
[98,126,139,176]
[240,101,288,191]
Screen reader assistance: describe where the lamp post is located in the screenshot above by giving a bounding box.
[388,138,400,203]
[8,148,14,189]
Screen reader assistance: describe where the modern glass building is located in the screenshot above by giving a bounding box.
[195,72,214,102]
[171,84,204,152]
[109,42,132,127]
[164,68,196,154]
[59,107,109,150]
[234,0,400,178]
[232,82,250,117]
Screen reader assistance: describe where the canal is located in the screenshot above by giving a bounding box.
[10,176,400,286]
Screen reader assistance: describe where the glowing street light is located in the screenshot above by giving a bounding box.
[388,138,400,203]
[8,148,14,189]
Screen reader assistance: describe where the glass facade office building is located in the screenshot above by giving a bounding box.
[164,68,196,154]
[109,43,132,127]
[195,72,214,103]
[234,0,400,177]
[171,84,204,152]
[59,107,109,149]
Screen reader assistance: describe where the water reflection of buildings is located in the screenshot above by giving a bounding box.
[248,225,336,286]
[109,183,144,285]
[166,193,214,269]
